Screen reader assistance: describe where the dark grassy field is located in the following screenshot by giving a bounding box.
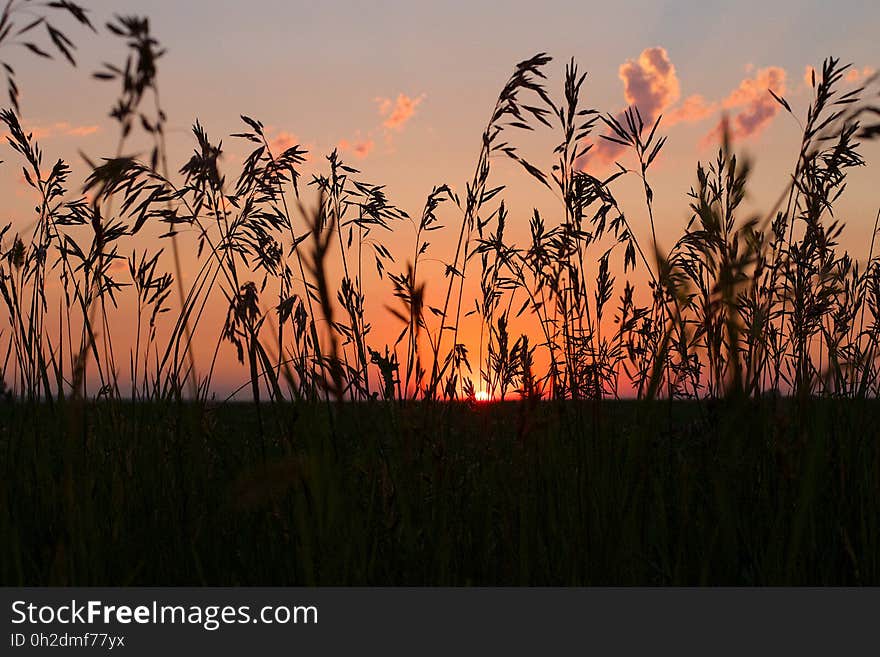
[2,399,878,585]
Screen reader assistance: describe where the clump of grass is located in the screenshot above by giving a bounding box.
[0,24,877,403]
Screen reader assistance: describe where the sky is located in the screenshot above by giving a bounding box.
[2,0,879,395]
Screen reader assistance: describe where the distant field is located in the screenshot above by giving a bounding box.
[2,399,877,585]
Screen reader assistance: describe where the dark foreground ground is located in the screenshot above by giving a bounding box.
[1,398,878,585]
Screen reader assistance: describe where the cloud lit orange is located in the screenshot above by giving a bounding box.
[270,130,299,152]
[667,94,717,125]
[588,46,681,164]
[378,93,425,131]
[845,66,876,84]
[338,138,375,159]
[1,121,100,141]
[703,66,787,145]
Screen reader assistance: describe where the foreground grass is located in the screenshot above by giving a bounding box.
[1,400,878,585]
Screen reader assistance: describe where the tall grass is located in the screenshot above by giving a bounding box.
[0,10,876,403]
[0,2,879,585]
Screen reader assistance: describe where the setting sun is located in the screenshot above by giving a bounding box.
[474,390,492,403]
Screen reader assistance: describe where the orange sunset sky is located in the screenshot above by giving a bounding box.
[2,0,878,396]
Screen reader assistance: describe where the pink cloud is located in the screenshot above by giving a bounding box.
[722,66,786,109]
[261,129,313,163]
[1,121,101,141]
[587,47,681,165]
[377,93,425,131]
[845,66,876,84]
[337,137,374,159]
[353,140,374,158]
[667,94,717,125]
[619,47,681,118]
[703,66,787,145]
[804,64,874,93]
[66,124,99,137]
[581,48,792,166]
[270,130,299,152]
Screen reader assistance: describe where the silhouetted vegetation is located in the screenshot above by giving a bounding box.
[0,3,878,584]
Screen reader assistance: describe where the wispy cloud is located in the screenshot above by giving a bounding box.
[845,66,876,84]
[263,129,314,163]
[270,130,299,153]
[65,124,100,137]
[703,66,786,146]
[803,63,872,94]
[667,94,717,126]
[4,121,101,141]
[260,92,423,166]
[337,137,374,159]
[377,93,425,132]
